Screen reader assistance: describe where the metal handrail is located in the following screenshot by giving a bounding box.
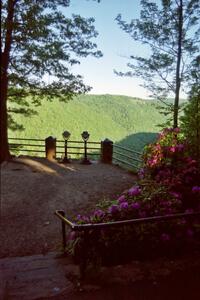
[113,150,142,163]
[55,210,200,232]
[55,209,200,278]
[114,144,142,155]
[113,144,142,170]
[113,157,138,169]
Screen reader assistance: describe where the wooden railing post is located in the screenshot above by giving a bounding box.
[101,138,113,163]
[45,136,56,160]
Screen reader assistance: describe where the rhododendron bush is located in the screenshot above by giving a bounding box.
[67,128,200,266]
[142,128,200,210]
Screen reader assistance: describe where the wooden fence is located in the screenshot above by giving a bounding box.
[8,136,142,170]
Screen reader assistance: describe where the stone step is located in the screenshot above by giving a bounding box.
[0,252,77,300]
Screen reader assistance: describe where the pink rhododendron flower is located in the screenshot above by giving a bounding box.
[117,195,126,203]
[93,209,105,218]
[108,205,119,214]
[128,186,141,196]
[170,146,176,153]
[174,127,180,133]
[119,202,129,209]
[192,186,200,193]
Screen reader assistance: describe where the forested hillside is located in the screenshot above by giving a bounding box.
[9,94,166,151]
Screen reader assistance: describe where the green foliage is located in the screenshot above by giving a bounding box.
[181,85,200,161]
[1,0,102,120]
[8,94,167,152]
[116,0,200,127]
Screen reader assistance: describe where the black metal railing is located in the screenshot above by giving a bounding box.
[113,144,142,170]
[55,209,200,278]
[55,209,200,234]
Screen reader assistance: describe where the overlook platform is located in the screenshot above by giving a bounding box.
[0,157,136,258]
[1,157,200,299]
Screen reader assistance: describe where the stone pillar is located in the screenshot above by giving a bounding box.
[101,138,113,163]
[45,136,56,160]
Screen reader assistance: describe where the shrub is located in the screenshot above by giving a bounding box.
[66,128,200,267]
[142,127,200,209]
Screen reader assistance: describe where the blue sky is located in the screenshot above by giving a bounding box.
[66,0,150,98]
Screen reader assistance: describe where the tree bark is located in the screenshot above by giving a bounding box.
[174,0,183,128]
[0,0,16,163]
[0,79,10,163]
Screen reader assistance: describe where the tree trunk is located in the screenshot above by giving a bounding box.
[0,0,16,163]
[0,79,11,163]
[196,92,200,162]
[174,0,183,128]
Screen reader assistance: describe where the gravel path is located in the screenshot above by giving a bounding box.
[0,157,137,258]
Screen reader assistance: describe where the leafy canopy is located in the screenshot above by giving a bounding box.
[1,0,102,129]
[116,0,200,126]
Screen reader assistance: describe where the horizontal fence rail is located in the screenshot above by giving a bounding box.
[56,139,101,158]
[55,209,200,271]
[8,137,102,160]
[55,209,200,279]
[9,137,45,142]
[113,144,142,170]
[55,210,200,232]
[114,144,142,155]
[8,136,143,170]
[9,137,46,157]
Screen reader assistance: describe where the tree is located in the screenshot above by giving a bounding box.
[181,86,200,161]
[180,55,200,162]
[0,0,102,163]
[116,0,200,128]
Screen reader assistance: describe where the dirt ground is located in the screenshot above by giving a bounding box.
[0,157,137,258]
[1,157,200,299]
